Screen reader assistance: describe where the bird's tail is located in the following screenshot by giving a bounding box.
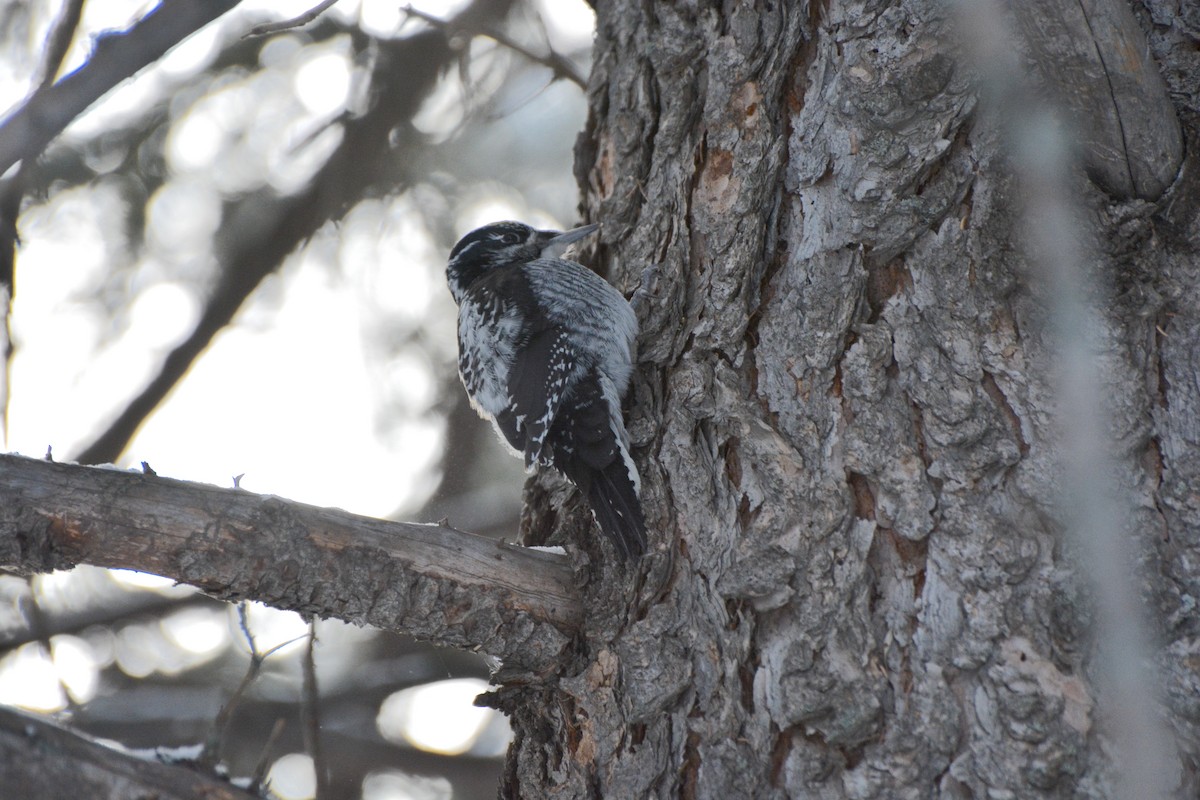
[547,371,647,560]
[584,455,647,561]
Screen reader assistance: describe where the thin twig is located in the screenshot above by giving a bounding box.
[198,603,257,768]
[249,718,287,794]
[237,601,256,654]
[301,621,329,800]
[199,603,311,768]
[244,0,342,39]
[401,4,586,88]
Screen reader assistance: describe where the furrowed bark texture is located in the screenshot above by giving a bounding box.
[0,704,257,800]
[500,0,1200,797]
[0,454,578,671]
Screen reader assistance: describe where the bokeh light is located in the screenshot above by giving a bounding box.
[51,634,101,704]
[0,643,67,711]
[376,678,498,756]
[268,752,317,800]
[363,770,453,800]
[161,607,230,656]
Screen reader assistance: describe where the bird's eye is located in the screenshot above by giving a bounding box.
[501,232,521,245]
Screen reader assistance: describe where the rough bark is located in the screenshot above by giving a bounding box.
[498,1,1200,798]
[0,454,578,672]
[0,704,256,800]
[1009,0,1181,199]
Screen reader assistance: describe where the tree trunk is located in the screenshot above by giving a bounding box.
[496,1,1200,797]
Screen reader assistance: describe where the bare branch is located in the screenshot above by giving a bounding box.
[198,603,306,769]
[249,718,286,794]
[0,704,258,799]
[0,0,241,178]
[0,453,580,671]
[302,621,329,800]
[244,0,343,38]
[35,0,87,92]
[401,4,586,89]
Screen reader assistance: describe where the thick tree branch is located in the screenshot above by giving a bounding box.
[0,704,257,800]
[0,0,241,178]
[0,454,580,670]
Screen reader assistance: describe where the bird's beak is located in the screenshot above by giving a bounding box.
[540,223,600,259]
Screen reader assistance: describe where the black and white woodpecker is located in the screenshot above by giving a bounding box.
[446,220,647,560]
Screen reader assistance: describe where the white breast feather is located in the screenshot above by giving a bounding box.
[458,299,522,420]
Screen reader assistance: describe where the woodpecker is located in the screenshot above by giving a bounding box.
[446,220,646,560]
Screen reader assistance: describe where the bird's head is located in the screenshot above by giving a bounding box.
[446,220,599,303]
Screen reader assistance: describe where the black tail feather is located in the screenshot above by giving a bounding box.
[584,457,646,560]
[541,370,646,560]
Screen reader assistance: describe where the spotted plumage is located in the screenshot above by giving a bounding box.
[447,220,646,560]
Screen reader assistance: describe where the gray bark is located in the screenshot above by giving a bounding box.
[0,454,578,672]
[0,704,257,800]
[499,1,1200,797]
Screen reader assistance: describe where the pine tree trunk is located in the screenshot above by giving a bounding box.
[494,1,1200,797]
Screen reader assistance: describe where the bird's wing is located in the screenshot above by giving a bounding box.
[506,326,577,469]
[522,259,637,348]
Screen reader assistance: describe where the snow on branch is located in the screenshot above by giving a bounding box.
[0,704,257,799]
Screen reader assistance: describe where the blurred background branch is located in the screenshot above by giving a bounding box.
[0,0,241,178]
[950,0,1179,794]
[401,4,585,88]
[245,0,343,39]
[1,0,85,445]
